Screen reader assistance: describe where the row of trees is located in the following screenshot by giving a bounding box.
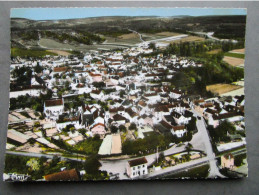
[164,40,244,57]
[122,131,193,155]
[41,30,105,45]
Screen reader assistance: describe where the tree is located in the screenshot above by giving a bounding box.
[148,42,156,50]
[26,158,40,171]
[129,123,137,130]
[12,66,32,86]
[79,128,87,136]
[53,73,60,79]
[93,82,105,89]
[234,154,246,167]
[120,90,125,98]
[119,125,126,132]
[210,121,235,142]
[51,155,60,167]
[186,117,196,131]
[28,138,36,145]
[34,63,44,74]
[185,143,193,154]
[84,155,101,175]
[110,125,118,134]
[93,134,100,140]
[57,90,63,98]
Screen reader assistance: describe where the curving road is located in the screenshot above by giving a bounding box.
[128,29,145,42]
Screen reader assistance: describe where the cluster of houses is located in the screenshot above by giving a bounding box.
[8,45,206,153]
[6,42,247,180]
[8,43,246,152]
[194,95,245,144]
[195,95,244,128]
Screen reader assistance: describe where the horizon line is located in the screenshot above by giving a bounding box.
[11,14,246,21]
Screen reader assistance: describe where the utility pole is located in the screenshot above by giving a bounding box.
[156,146,159,164]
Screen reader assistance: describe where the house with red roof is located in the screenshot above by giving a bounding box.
[127,157,148,178]
[91,123,106,138]
[90,73,103,82]
[171,125,187,138]
[44,98,64,120]
[221,153,234,170]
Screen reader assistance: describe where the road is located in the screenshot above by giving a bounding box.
[128,29,145,42]
[192,108,225,178]
[128,29,188,47]
[100,144,187,180]
[189,31,237,43]
[6,151,85,162]
[139,157,209,179]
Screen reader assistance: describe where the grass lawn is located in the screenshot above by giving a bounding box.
[224,52,245,59]
[11,47,57,58]
[163,164,210,179]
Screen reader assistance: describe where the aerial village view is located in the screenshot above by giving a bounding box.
[4,8,247,181]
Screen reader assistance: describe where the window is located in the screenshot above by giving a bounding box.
[133,172,135,176]
[138,166,140,169]
[143,170,145,174]
[143,165,145,167]
[133,167,135,170]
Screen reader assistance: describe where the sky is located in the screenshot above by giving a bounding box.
[11,8,246,20]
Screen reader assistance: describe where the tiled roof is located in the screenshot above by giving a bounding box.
[53,67,68,72]
[45,99,63,107]
[44,169,80,181]
[138,100,147,107]
[91,90,101,94]
[172,125,185,131]
[223,153,234,160]
[113,114,127,121]
[160,120,173,129]
[128,157,147,167]
[91,123,105,129]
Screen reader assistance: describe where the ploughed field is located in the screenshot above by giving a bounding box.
[230,48,245,54]
[165,35,205,44]
[206,84,243,95]
[223,56,245,67]
[223,48,245,67]
[46,50,72,56]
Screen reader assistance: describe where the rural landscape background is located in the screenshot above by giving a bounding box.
[4,8,247,181]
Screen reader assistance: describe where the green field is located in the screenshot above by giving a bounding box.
[11,48,57,58]
[162,164,210,179]
[39,38,129,52]
[224,52,245,59]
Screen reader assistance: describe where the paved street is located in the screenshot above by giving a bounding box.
[192,108,225,178]
[100,144,187,180]
[140,157,209,179]
[6,151,84,162]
